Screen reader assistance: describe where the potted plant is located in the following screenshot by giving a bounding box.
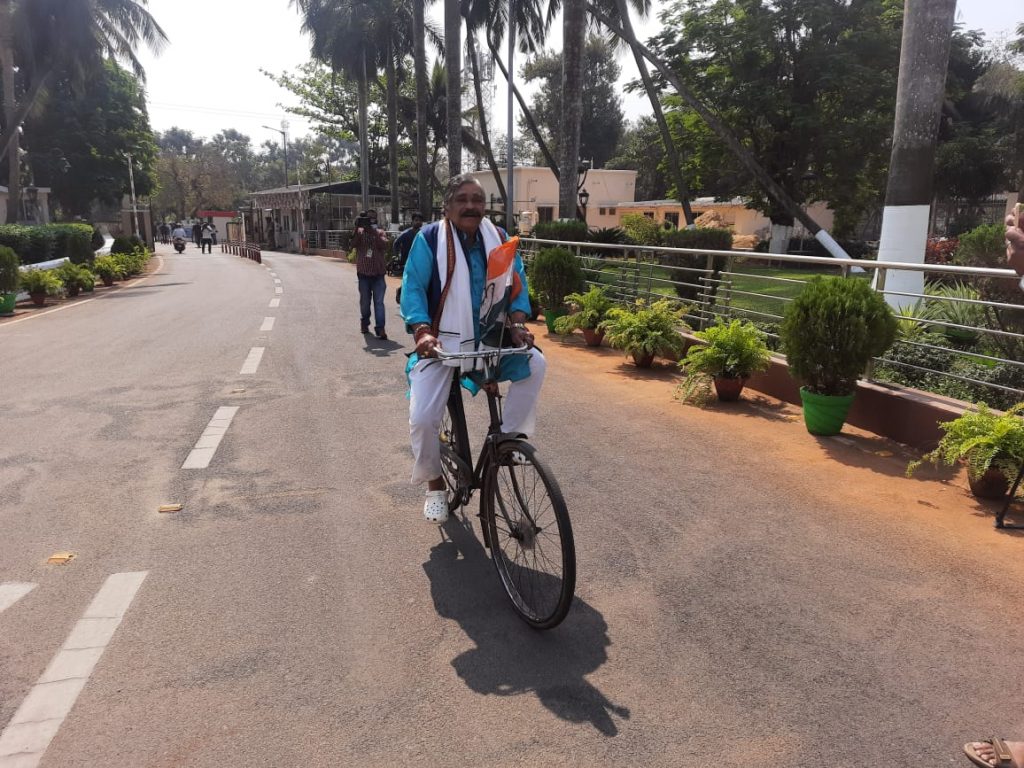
[600,299,689,368]
[91,255,122,286]
[907,403,1024,499]
[780,276,897,435]
[56,262,94,297]
[678,319,771,402]
[19,268,62,307]
[0,245,18,316]
[527,246,584,332]
[552,285,615,345]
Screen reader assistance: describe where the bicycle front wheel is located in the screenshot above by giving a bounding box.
[484,441,575,629]
[439,377,471,512]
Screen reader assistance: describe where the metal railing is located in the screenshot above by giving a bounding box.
[221,240,262,263]
[520,237,1024,409]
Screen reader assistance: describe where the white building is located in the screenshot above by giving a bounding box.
[0,186,52,224]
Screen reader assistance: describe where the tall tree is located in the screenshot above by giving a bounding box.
[444,0,462,177]
[557,0,586,218]
[1,0,166,222]
[520,37,625,170]
[414,0,432,216]
[25,60,156,218]
[876,0,958,306]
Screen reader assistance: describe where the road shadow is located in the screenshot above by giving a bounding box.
[423,513,630,736]
[362,334,404,357]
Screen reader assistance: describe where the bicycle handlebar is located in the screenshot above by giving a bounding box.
[434,345,530,361]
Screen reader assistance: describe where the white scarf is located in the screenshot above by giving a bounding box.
[435,217,505,372]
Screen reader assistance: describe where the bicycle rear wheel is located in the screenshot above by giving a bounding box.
[439,377,472,512]
[484,441,575,629]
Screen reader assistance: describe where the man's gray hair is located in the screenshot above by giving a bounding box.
[443,174,485,206]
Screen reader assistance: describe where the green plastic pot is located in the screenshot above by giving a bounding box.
[0,292,15,316]
[543,307,566,334]
[799,388,855,436]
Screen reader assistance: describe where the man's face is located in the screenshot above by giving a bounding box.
[412,216,424,231]
[445,183,485,236]
[367,212,378,226]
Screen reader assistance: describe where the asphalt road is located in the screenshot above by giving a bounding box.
[1,243,1022,767]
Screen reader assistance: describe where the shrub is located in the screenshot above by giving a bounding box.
[552,285,615,333]
[0,224,31,261]
[677,319,771,403]
[780,276,897,396]
[47,223,96,264]
[907,403,1024,483]
[112,246,149,277]
[619,213,663,246]
[658,227,733,303]
[56,262,95,294]
[952,222,1024,361]
[527,247,584,309]
[91,228,105,251]
[19,268,63,296]
[531,219,590,243]
[926,282,984,345]
[0,246,19,293]
[91,255,123,282]
[588,227,627,246]
[110,235,135,255]
[600,299,689,361]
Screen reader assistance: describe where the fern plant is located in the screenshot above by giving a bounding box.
[552,286,615,333]
[19,268,62,295]
[925,282,985,344]
[907,403,1024,483]
[600,299,689,364]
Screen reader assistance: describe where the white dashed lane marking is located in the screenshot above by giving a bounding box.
[0,572,148,768]
[181,406,240,469]
[269,298,280,308]
[260,317,275,332]
[239,347,265,375]
[0,583,36,615]
[274,286,283,294]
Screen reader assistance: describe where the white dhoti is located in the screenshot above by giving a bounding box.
[409,348,546,484]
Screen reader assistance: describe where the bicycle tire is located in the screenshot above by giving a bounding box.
[484,441,575,629]
[439,376,472,512]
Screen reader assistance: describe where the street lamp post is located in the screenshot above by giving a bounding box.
[262,121,289,187]
[578,187,590,224]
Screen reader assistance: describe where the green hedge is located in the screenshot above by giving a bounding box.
[658,228,733,302]
[531,219,590,242]
[0,222,97,264]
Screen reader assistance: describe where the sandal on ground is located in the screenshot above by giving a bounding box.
[964,738,1016,768]
[423,490,449,524]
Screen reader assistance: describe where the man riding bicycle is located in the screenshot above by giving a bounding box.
[400,175,544,524]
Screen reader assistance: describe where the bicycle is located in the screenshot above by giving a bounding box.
[435,346,576,630]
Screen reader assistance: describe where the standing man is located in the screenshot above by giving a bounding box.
[353,210,390,339]
[393,213,425,271]
[399,175,542,524]
[200,221,215,254]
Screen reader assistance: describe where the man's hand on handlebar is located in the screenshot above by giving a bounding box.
[416,332,440,358]
[508,324,535,349]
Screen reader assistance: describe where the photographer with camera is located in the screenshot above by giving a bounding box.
[353,209,391,339]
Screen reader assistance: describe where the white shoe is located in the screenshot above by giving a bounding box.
[423,490,449,524]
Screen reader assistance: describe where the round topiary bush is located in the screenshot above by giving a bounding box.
[0,245,19,293]
[780,276,897,396]
[527,247,584,309]
[110,236,135,255]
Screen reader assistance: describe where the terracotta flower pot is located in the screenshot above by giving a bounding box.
[631,351,655,368]
[968,466,1011,499]
[67,285,80,297]
[581,327,605,347]
[101,275,114,287]
[713,376,747,401]
[29,291,47,307]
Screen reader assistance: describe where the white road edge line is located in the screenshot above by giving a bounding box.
[0,583,37,615]
[0,254,166,329]
[181,406,240,469]
[269,298,280,308]
[260,317,275,332]
[0,571,148,767]
[239,347,265,376]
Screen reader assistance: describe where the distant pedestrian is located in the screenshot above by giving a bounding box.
[159,222,170,244]
[193,223,202,248]
[201,222,214,254]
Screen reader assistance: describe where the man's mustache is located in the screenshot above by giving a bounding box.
[459,210,482,218]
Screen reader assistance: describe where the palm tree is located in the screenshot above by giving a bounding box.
[557,0,586,218]
[295,0,378,212]
[462,0,506,205]
[1,0,166,223]
[413,0,432,216]
[444,0,462,177]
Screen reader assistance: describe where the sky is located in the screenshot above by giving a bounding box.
[135,0,1016,148]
